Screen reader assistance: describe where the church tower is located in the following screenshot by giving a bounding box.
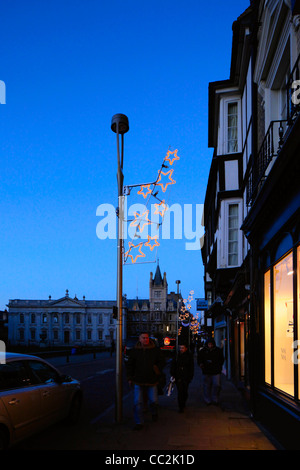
[149,261,168,312]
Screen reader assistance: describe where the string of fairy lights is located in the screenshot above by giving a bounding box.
[122,149,200,337]
[123,148,179,265]
[178,290,200,337]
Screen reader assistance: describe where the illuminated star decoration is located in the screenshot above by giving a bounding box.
[124,148,180,264]
[164,149,180,166]
[129,209,151,233]
[144,235,160,251]
[137,184,153,199]
[124,242,146,264]
[156,169,176,193]
[154,200,168,218]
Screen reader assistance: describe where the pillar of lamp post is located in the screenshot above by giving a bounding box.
[176,280,181,352]
[111,113,129,423]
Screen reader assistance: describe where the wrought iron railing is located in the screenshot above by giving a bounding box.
[246,55,300,206]
[246,119,287,206]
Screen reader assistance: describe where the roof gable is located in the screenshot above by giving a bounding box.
[49,296,84,307]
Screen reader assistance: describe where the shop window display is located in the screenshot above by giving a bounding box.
[264,249,298,397]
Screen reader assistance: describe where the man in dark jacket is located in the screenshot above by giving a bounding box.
[197,338,224,405]
[170,342,194,412]
[126,332,164,429]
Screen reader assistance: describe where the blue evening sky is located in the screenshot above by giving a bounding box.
[0,0,250,311]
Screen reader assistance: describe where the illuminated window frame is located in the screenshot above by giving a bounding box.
[263,246,299,399]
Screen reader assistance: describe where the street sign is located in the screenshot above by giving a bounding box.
[196,298,208,311]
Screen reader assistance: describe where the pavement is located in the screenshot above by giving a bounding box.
[48,352,281,451]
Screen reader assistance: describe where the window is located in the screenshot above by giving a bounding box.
[64,313,69,324]
[264,249,299,398]
[42,314,47,324]
[228,204,239,266]
[20,313,24,324]
[31,313,36,324]
[264,270,271,385]
[154,303,161,311]
[227,102,238,153]
[0,361,32,390]
[99,314,103,324]
[28,360,60,384]
[154,291,161,298]
[274,252,294,395]
[40,330,47,341]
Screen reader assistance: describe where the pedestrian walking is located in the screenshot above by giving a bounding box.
[170,342,194,412]
[197,337,224,405]
[126,332,165,430]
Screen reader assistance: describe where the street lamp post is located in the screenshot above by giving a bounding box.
[111,113,129,423]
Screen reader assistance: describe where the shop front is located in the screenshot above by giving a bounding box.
[257,239,300,449]
[242,114,300,449]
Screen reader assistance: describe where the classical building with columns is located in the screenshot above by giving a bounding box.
[7,290,120,348]
[6,266,179,348]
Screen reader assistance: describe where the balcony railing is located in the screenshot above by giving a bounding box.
[247,54,300,206]
[246,119,287,206]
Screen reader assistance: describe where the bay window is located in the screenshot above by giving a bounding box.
[228,203,239,266]
[227,102,238,153]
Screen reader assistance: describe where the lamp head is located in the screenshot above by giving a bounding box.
[111,114,129,134]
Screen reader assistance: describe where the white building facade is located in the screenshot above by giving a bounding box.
[7,291,120,348]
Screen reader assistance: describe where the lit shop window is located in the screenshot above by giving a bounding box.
[274,251,294,395]
[264,250,296,396]
[264,269,271,385]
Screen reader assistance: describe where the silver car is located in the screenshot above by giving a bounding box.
[0,352,82,449]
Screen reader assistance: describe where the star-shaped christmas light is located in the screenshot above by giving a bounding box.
[164,149,180,166]
[144,235,160,251]
[124,242,146,263]
[129,209,151,233]
[137,184,152,199]
[156,169,176,192]
[154,200,168,217]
